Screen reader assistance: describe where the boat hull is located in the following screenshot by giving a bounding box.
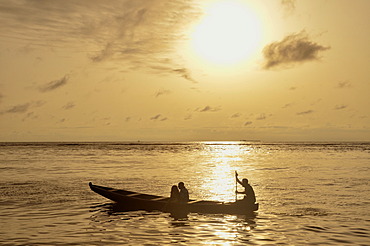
[89,182,258,215]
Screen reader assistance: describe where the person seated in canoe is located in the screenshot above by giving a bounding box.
[178,182,189,203]
[169,185,180,202]
[235,172,256,204]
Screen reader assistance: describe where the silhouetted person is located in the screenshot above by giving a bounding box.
[235,172,256,204]
[178,182,189,203]
[170,185,180,202]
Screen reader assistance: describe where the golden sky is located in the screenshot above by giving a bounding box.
[0,0,369,141]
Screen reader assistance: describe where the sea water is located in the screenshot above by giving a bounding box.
[0,141,369,245]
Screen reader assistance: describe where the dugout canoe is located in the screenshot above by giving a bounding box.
[89,182,258,215]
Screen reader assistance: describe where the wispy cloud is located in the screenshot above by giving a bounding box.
[256,113,267,120]
[39,75,69,92]
[172,68,198,83]
[0,1,200,81]
[296,110,314,115]
[150,65,198,83]
[0,101,45,115]
[263,31,330,69]
[196,106,221,113]
[184,114,192,120]
[62,102,75,110]
[150,114,168,121]
[282,103,293,108]
[281,0,296,15]
[150,114,161,120]
[87,1,200,82]
[91,42,115,63]
[336,80,351,88]
[231,113,241,118]
[334,105,348,110]
[22,112,38,121]
[2,103,31,114]
[154,89,172,98]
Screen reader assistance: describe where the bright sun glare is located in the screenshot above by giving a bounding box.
[190,0,262,66]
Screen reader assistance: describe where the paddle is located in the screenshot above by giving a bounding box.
[235,171,238,202]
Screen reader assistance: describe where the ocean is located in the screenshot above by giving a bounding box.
[0,141,369,245]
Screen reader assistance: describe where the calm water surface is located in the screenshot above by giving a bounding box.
[0,141,369,245]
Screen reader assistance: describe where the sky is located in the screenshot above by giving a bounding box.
[0,0,369,142]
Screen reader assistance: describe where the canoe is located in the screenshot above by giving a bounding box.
[89,182,259,215]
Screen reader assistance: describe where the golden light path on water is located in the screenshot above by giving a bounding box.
[194,142,263,245]
[198,142,255,202]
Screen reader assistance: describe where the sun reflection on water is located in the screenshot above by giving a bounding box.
[198,142,253,202]
[192,213,256,245]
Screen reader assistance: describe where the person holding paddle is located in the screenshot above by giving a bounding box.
[235,172,256,204]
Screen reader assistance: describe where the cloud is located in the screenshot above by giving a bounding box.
[91,42,115,63]
[150,114,162,120]
[197,106,221,112]
[334,105,347,110]
[150,114,167,121]
[86,2,199,82]
[231,113,241,118]
[336,80,351,88]
[0,1,200,81]
[154,89,171,98]
[62,102,75,110]
[256,113,267,120]
[22,112,38,121]
[281,0,296,15]
[263,31,330,69]
[296,110,314,115]
[172,68,198,83]
[150,65,198,83]
[282,103,293,108]
[2,103,31,114]
[39,75,69,92]
[184,114,192,120]
[0,101,45,115]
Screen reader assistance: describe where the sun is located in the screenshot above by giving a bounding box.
[190,0,262,66]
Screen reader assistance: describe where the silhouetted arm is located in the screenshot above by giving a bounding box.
[235,172,243,186]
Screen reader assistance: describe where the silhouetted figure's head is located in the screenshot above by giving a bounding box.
[178,182,185,189]
[171,185,178,193]
[242,178,249,186]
